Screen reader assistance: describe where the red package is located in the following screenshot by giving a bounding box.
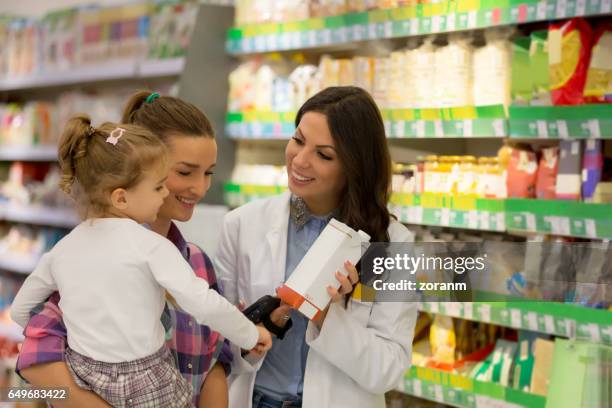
[536,147,559,199]
[507,148,538,198]
[549,18,593,105]
[584,23,612,103]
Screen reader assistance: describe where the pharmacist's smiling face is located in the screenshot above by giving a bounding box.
[286,112,346,215]
[157,136,217,222]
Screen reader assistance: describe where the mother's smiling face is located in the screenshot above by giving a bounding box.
[157,135,217,222]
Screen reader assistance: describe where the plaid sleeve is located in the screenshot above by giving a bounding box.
[15,292,67,376]
[187,244,234,374]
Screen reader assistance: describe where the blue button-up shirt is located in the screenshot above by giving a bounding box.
[254,213,331,400]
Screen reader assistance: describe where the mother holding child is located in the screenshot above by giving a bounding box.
[12,87,416,408]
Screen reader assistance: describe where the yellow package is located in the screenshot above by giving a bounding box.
[430,315,456,364]
[585,26,612,102]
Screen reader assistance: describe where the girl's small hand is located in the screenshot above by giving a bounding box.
[250,325,272,357]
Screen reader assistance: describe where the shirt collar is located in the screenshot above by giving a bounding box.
[167,222,189,259]
[290,195,336,230]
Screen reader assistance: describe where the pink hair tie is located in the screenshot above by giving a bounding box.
[106,128,125,146]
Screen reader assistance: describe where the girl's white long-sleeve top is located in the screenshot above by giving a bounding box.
[10,218,258,363]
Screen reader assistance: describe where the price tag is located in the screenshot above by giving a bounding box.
[307,30,318,47]
[588,119,601,138]
[410,18,419,35]
[559,217,571,236]
[444,302,461,316]
[413,206,424,224]
[414,121,426,138]
[429,302,440,313]
[511,309,522,328]
[335,27,348,43]
[241,37,251,52]
[352,24,365,41]
[367,23,377,39]
[496,212,505,231]
[526,312,538,331]
[468,210,479,229]
[446,13,456,31]
[585,219,597,238]
[493,119,506,137]
[480,212,491,230]
[290,32,302,48]
[440,208,451,226]
[431,15,441,33]
[467,11,477,28]
[479,304,491,322]
[434,120,444,137]
[557,120,569,138]
[434,385,444,402]
[280,33,291,49]
[576,0,587,14]
[384,21,393,38]
[393,120,406,137]
[413,379,422,396]
[587,323,601,342]
[565,319,577,338]
[462,119,473,137]
[464,303,473,320]
[321,29,332,45]
[525,213,537,231]
[556,0,568,17]
[544,315,555,334]
[537,1,547,19]
[536,120,549,138]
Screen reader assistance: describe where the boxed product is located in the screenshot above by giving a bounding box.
[582,139,604,201]
[277,219,371,320]
[530,338,555,396]
[549,18,593,105]
[506,147,538,198]
[511,36,533,104]
[530,30,551,105]
[535,147,559,199]
[555,140,583,200]
[584,24,612,102]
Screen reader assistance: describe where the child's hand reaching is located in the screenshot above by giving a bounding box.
[250,325,273,357]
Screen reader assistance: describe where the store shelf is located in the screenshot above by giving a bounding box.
[227,105,610,139]
[0,58,185,92]
[0,145,58,162]
[224,184,612,239]
[0,253,38,275]
[226,0,612,54]
[0,203,79,229]
[509,105,612,139]
[419,301,612,345]
[398,366,546,408]
[0,321,24,343]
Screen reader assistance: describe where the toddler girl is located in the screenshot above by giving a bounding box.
[11,115,271,407]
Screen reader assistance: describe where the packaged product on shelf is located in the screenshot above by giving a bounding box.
[572,241,612,308]
[456,156,477,196]
[530,30,552,105]
[511,36,533,104]
[6,18,40,76]
[556,140,583,200]
[289,64,321,111]
[472,339,517,386]
[388,50,407,108]
[549,18,593,105]
[41,8,78,72]
[228,60,260,111]
[254,58,292,111]
[535,146,559,199]
[149,0,198,59]
[319,55,340,89]
[337,58,355,86]
[372,56,391,108]
[506,146,537,198]
[352,56,375,95]
[0,16,9,77]
[309,0,348,17]
[429,315,456,366]
[512,331,542,392]
[412,37,437,108]
[434,33,474,108]
[473,28,513,107]
[582,139,604,201]
[584,24,612,102]
[530,338,555,396]
[273,0,310,22]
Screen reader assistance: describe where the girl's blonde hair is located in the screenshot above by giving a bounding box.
[58,114,168,215]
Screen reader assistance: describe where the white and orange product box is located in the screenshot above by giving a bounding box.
[277,219,371,320]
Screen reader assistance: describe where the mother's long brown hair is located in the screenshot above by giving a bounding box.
[295,86,392,243]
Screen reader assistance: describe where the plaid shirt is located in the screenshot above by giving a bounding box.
[16,223,233,406]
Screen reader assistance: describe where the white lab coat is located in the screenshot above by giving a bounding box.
[214,192,417,408]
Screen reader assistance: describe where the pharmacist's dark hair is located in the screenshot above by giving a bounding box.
[121,90,214,141]
[295,86,392,243]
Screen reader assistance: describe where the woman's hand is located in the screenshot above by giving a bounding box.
[313,260,358,330]
[269,299,293,329]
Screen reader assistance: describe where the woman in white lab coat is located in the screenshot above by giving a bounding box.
[215,86,417,408]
